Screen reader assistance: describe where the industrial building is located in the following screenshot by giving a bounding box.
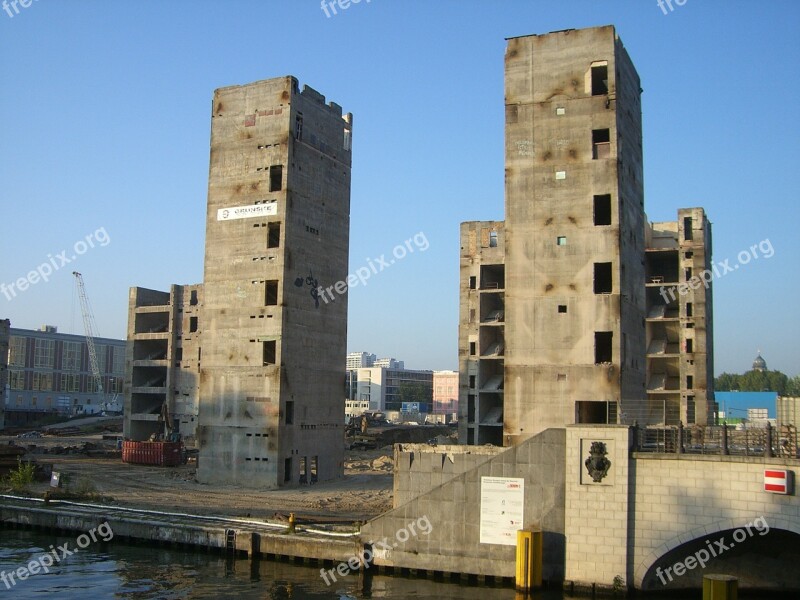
[459,26,714,445]
[3,324,125,426]
[124,76,353,489]
[0,319,8,429]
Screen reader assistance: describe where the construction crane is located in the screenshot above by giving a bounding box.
[73,272,104,412]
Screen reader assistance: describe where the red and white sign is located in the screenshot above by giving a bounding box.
[764,469,793,494]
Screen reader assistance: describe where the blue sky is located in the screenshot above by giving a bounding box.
[1,0,798,375]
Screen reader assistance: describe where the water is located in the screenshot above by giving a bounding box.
[0,529,780,599]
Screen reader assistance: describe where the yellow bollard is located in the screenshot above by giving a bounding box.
[515,529,542,591]
[287,513,296,534]
[703,574,738,600]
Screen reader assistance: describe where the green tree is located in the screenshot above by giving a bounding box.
[398,382,431,411]
[784,375,800,397]
[715,370,789,395]
[714,372,740,391]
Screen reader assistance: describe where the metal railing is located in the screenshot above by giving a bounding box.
[633,424,800,459]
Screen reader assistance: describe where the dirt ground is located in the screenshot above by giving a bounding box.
[0,432,394,524]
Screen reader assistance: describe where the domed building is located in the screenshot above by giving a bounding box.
[752,352,768,372]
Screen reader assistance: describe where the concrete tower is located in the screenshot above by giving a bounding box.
[196,77,352,487]
[502,26,647,444]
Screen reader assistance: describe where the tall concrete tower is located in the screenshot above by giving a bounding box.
[197,77,352,487]
[502,26,647,444]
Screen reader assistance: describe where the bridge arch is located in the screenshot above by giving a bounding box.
[635,517,800,590]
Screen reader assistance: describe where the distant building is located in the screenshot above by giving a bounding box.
[433,370,458,415]
[777,396,800,430]
[348,366,432,413]
[4,324,125,425]
[344,399,370,420]
[0,319,9,430]
[374,357,405,370]
[752,353,768,372]
[347,352,376,370]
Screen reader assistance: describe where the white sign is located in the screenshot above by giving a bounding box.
[217,202,277,221]
[480,476,524,545]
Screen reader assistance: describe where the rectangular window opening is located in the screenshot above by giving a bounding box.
[592,129,611,159]
[265,280,279,306]
[190,290,198,306]
[686,302,693,317]
[269,165,283,192]
[469,342,476,356]
[557,236,567,246]
[687,395,696,424]
[469,375,476,389]
[683,216,693,241]
[469,276,476,290]
[285,400,294,425]
[189,316,198,333]
[558,305,567,314]
[591,65,609,96]
[595,331,613,364]
[489,231,498,247]
[294,115,303,141]
[593,194,612,226]
[686,338,693,353]
[685,268,693,282]
[263,340,276,366]
[594,262,613,294]
[267,222,281,249]
[284,457,292,483]
[686,375,694,390]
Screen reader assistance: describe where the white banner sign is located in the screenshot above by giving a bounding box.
[217,202,277,221]
[480,476,524,545]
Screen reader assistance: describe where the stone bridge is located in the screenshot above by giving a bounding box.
[360,425,800,592]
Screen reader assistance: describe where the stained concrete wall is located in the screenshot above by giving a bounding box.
[503,26,647,444]
[197,77,352,488]
[360,429,566,580]
[392,443,504,507]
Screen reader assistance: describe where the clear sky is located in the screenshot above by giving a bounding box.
[1,0,798,375]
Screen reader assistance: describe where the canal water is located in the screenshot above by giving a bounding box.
[0,529,775,599]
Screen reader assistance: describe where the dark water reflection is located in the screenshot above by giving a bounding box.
[0,529,781,599]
